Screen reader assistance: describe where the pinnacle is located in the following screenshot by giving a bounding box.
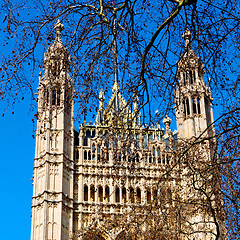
[54,19,64,37]
[182,29,192,48]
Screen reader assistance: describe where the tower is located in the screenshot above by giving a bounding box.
[174,30,225,240]
[175,29,214,140]
[31,21,74,240]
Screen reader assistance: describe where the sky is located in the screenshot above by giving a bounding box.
[0,1,238,239]
[0,99,34,239]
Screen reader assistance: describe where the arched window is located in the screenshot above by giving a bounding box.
[130,187,135,203]
[189,70,193,84]
[84,150,87,160]
[90,185,95,202]
[193,98,197,114]
[98,186,103,202]
[197,98,201,114]
[115,187,120,203]
[153,147,155,156]
[52,87,61,106]
[162,154,165,164]
[132,154,135,163]
[97,145,100,154]
[105,186,109,203]
[122,188,126,203]
[118,153,121,162]
[43,88,49,106]
[183,72,186,85]
[92,143,95,152]
[145,154,148,163]
[75,149,79,161]
[147,189,151,204]
[84,185,88,201]
[157,147,161,159]
[167,188,172,204]
[136,188,141,203]
[186,98,190,116]
[92,154,95,161]
[88,151,91,160]
[166,155,169,164]
[183,100,186,117]
[153,188,158,204]
[136,153,139,163]
[149,156,152,164]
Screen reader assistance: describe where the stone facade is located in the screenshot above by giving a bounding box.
[31,23,225,240]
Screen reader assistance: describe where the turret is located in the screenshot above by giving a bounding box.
[175,29,214,139]
[31,20,74,240]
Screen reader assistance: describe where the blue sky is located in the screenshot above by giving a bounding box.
[0,99,34,239]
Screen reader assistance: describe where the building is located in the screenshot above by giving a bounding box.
[31,21,225,240]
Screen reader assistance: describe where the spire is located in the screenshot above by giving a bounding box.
[54,19,64,42]
[182,28,192,48]
[113,18,118,85]
[99,88,105,109]
[43,20,70,80]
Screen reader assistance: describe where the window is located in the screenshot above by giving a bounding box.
[136,153,139,162]
[90,185,95,202]
[88,151,91,160]
[197,98,201,114]
[115,187,120,203]
[84,186,88,201]
[84,150,87,160]
[153,147,155,156]
[98,186,103,202]
[75,149,79,160]
[92,143,95,152]
[105,186,109,203]
[52,88,60,106]
[136,188,141,203]
[147,189,151,203]
[193,98,197,114]
[130,188,135,203]
[122,188,126,203]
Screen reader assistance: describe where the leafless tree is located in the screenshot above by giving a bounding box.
[1,0,239,238]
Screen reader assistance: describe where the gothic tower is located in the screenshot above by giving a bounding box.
[174,30,225,240]
[31,21,74,240]
[175,29,214,140]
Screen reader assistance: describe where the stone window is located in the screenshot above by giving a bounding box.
[136,153,139,162]
[98,186,103,202]
[52,87,61,106]
[84,150,87,160]
[153,147,155,156]
[130,187,135,203]
[84,185,88,201]
[145,154,148,163]
[90,185,95,202]
[88,151,91,160]
[122,188,126,203]
[105,186,109,203]
[92,143,95,152]
[136,188,141,203]
[115,187,120,203]
[147,189,151,204]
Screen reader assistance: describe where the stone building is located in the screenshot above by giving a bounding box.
[31,22,225,240]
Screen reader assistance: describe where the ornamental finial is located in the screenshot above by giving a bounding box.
[182,29,192,48]
[54,20,64,39]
